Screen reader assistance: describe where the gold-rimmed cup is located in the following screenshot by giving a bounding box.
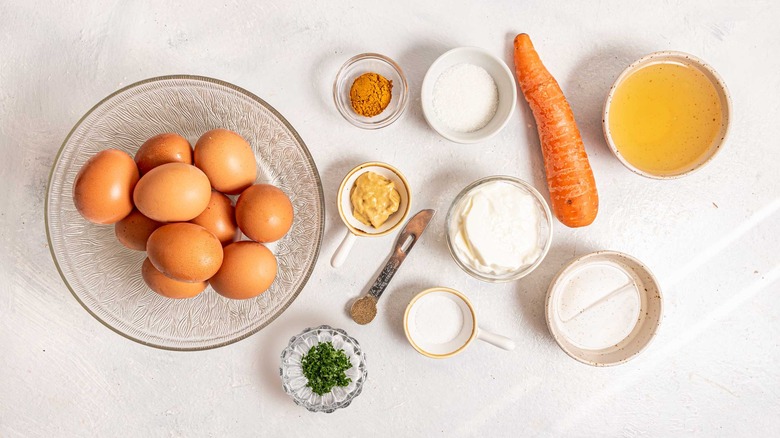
[330,162,411,268]
[403,287,515,359]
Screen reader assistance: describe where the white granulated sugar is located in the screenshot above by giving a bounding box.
[432,63,499,133]
[412,294,464,345]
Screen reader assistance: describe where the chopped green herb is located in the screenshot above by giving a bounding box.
[301,341,352,396]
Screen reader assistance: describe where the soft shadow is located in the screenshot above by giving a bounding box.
[503,32,548,198]
[563,44,651,157]
[503,32,517,68]
[344,234,400,320]
[255,309,334,403]
[320,157,371,262]
[309,49,359,117]
[416,166,485,263]
[396,42,452,131]
[514,240,597,340]
[380,277,431,341]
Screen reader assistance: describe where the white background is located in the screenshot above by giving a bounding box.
[1,1,778,436]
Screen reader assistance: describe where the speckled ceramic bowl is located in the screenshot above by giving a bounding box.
[279,325,367,413]
[545,251,663,366]
[603,51,732,179]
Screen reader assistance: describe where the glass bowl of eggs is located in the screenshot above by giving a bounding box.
[45,75,325,351]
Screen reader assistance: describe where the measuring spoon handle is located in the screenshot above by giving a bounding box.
[368,257,401,300]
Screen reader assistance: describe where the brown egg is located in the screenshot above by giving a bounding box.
[134,133,193,175]
[114,208,162,251]
[133,163,211,222]
[194,129,257,194]
[235,184,294,243]
[210,241,277,300]
[73,149,139,225]
[146,223,223,282]
[190,191,238,245]
[141,257,207,299]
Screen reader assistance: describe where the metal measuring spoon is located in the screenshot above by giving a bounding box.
[350,209,435,325]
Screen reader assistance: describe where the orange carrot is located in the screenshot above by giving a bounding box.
[513,33,598,228]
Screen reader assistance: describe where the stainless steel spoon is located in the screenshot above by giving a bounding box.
[350,209,435,325]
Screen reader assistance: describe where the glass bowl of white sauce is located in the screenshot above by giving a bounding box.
[446,176,553,282]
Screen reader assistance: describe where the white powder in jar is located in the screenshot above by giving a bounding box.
[432,63,499,133]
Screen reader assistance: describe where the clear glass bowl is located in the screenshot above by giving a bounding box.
[280,325,368,413]
[45,75,325,351]
[333,53,408,129]
[445,175,553,282]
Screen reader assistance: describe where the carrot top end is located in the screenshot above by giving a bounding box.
[514,33,533,51]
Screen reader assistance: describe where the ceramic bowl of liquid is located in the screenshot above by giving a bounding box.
[545,251,663,366]
[421,47,517,144]
[603,51,732,179]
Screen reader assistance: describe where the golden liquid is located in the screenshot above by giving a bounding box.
[608,62,723,175]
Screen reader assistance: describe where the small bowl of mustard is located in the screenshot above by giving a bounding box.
[330,162,412,267]
[333,53,409,129]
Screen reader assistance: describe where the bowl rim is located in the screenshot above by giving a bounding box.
[544,250,664,367]
[445,175,553,282]
[602,50,733,179]
[332,52,409,130]
[420,46,518,144]
[44,74,325,351]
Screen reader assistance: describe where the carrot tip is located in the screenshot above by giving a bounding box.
[514,33,533,50]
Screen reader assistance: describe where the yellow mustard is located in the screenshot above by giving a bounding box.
[350,171,401,228]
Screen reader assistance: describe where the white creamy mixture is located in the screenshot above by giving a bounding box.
[432,63,498,133]
[411,294,464,345]
[451,181,543,275]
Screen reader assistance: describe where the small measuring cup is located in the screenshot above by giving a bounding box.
[331,162,412,268]
[404,287,515,358]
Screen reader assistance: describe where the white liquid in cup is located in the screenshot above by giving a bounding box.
[406,291,475,356]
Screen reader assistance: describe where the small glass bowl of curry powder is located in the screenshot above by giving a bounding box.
[333,53,408,129]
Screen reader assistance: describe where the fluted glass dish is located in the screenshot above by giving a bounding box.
[280,325,368,413]
[45,75,324,351]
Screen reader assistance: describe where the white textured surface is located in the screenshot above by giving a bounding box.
[1,1,778,436]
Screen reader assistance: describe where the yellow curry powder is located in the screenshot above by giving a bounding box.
[349,72,393,117]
